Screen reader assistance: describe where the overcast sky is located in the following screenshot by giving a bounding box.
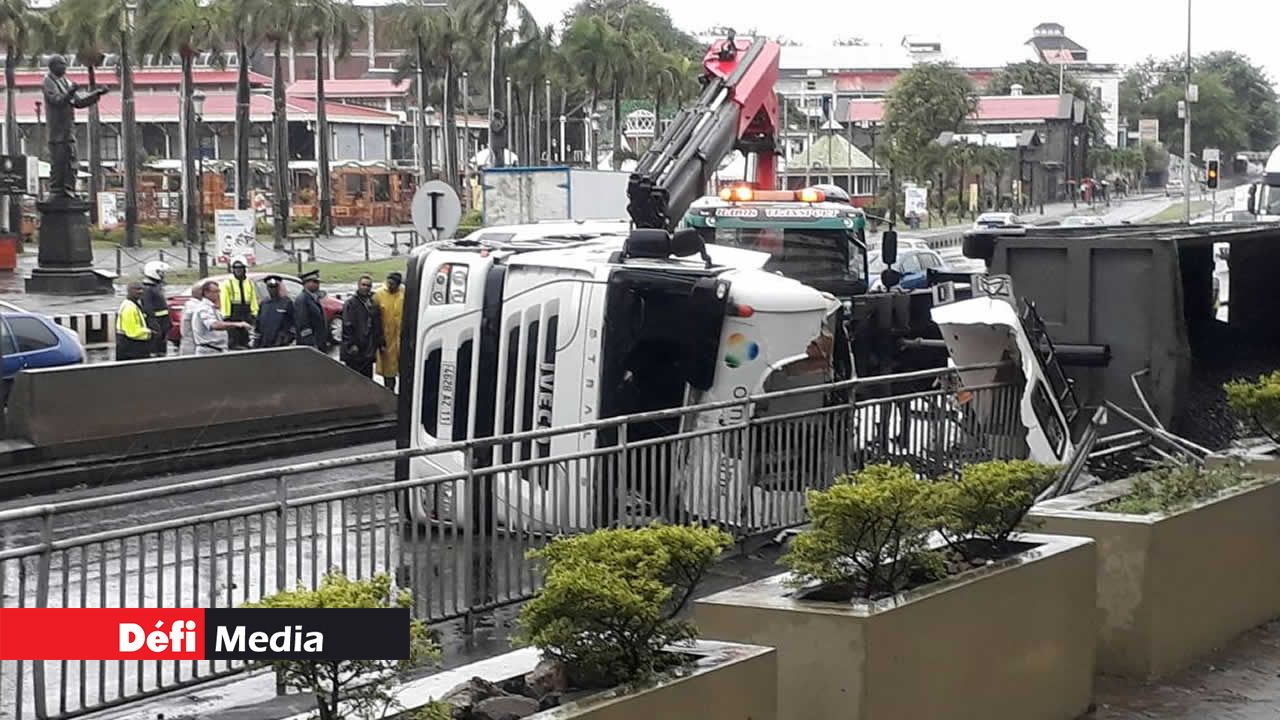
[520,0,1279,85]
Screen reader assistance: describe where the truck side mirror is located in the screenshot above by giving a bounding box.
[882,229,898,266]
[1248,183,1259,215]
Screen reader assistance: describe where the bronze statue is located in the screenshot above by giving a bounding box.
[42,54,107,200]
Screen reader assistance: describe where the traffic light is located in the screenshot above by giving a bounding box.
[1207,160,1220,189]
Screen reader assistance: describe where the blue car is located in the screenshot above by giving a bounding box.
[868,245,948,292]
[1,311,86,381]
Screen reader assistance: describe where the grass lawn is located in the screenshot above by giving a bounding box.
[1145,200,1211,224]
[155,256,412,285]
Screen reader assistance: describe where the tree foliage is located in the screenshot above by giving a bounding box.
[1225,370,1280,443]
[517,524,731,689]
[248,573,440,720]
[883,63,977,180]
[1120,52,1280,158]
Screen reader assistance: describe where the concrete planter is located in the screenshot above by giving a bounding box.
[693,533,1096,720]
[380,640,776,720]
[1028,469,1280,679]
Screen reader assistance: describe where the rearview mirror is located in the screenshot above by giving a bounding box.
[1248,183,1259,215]
[882,229,898,266]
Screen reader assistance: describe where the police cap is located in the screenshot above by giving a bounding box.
[300,270,320,283]
[264,275,283,288]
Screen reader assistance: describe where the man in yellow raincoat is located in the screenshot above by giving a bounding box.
[373,271,405,392]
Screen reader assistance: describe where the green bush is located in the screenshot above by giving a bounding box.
[517,524,732,689]
[460,207,482,227]
[247,572,440,720]
[1102,462,1253,515]
[292,217,319,235]
[256,218,274,235]
[935,460,1060,555]
[1225,371,1280,443]
[781,464,941,598]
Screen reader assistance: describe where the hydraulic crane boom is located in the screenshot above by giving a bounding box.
[626,33,781,230]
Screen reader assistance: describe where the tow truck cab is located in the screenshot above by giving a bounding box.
[684,187,869,299]
[395,230,849,532]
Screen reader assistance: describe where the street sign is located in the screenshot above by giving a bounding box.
[0,155,35,196]
[1139,119,1160,145]
[412,180,463,242]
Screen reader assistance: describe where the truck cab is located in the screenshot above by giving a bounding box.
[683,186,869,299]
[1244,147,1280,221]
[396,228,850,532]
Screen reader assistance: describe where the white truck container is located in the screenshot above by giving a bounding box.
[480,166,630,226]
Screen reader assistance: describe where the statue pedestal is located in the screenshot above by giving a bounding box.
[25,197,115,295]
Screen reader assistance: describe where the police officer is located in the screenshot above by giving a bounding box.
[294,270,330,351]
[254,275,295,347]
[141,261,171,356]
[115,281,154,361]
[220,257,258,350]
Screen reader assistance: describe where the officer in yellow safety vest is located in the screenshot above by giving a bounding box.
[116,281,154,361]
[220,258,257,350]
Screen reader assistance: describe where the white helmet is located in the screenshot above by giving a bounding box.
[143,261,171,282]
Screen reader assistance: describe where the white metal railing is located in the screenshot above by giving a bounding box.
[0,364,1022,720]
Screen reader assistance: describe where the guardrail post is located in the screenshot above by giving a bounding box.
[462,451,476,634]
[363,228,370,262]
[308,234,316,262]
[274,475,288,697]
[616,423,628,527]
[33,509,52,719]
[390,227,400,257]
[738,398,754,539]
[115,246,122,277]
[186,242,192,268]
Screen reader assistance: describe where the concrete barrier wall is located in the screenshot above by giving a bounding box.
[5,347,395,454]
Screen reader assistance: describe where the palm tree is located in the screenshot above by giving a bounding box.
[258,0,303,248]
[461,0,529,168]
[300,0,362,236]
[562,14,611,167]
[214,0,260,211]
[0,0,45,235]
[137,0,220,252]
[508,20,555,164]
[390,1,467,189]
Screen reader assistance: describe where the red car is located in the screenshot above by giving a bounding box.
[166,272,344,346]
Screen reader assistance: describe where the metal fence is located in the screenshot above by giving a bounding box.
[0,365,1022,720]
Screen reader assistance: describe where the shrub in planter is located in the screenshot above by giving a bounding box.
[516,524,732,689]
[781,461,1059,599]
[697,462,1094,720]
[248,572,440,720]
[1028,459,1280,678]
[1099,462,1254,515]
[1225,371,1280,444]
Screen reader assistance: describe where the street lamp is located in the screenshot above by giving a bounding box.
[424,105,436,180]
[558,114,566,163]
[544,79,552,166]
[192,90,207,277]
[589,112,600,169]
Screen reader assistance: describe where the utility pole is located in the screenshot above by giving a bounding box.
[1183,0,1192,224]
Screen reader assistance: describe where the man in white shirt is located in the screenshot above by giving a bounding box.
[189,280,251,355]
[178,281,203,356]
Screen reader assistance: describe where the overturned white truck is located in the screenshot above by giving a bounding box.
[393,220,1073,533]
[394,227,851,532]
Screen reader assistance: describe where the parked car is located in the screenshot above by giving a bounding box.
[868,242,948,291]
[1061,216,1105,227]
[974,212,1025,229]
[167,273,343,346]
[1,311,85,380]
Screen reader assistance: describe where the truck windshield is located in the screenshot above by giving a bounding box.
[712,227,867,295]
[1265,185,1280,215]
